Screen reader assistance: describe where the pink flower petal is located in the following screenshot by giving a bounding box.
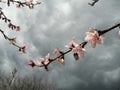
[91,40,96,48]
[96,39,103,44]
[54,48,65,65]
[73,53,79,60]
[39,58,44,64]
[65,37,76,49]
[79,51,85,57]
[19,45,26,53]
[57,58,65,65]
[28,60,35,67]
[88,27,96,33]
[45,53,51,61]
[84,28,103,48]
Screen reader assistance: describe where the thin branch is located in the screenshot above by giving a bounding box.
[0,29,26,53]
[82,23,120,47]
[88,0,99,6]
[11,0,41,9]
[0,0,41,54]
[8,68,17,87]
[47,49,72,66]
[98,23,120,35]
[29,23,120,70]
[0,0,41,9]
[0,8,20,31]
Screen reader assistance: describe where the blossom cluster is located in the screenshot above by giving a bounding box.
[0,1,31,53]
[0,8,20,31]
[16,0,41,9]
[28,48,65,71]
[28,26,120,71]
[0,29,27,53]
[0,0,41,9]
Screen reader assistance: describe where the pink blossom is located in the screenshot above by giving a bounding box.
[39,57,45,64]
[84,28,103,48]
[19,45,26,53]
[45,53,51,61]
[72,44,86,58]
[54,48,65,65]
[10,36,16,44]
[44,53,52,65]
[66,38,86,60]
[65,37,76,49]
[28,60,35,67]
[39,58,48,71]
[39,53,51,71]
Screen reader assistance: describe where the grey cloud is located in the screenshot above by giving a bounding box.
[0,0,120,90]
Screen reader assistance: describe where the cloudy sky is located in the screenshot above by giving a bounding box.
[0,0,120,90]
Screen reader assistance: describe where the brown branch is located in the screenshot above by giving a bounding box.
[88,0,99,6]
[29,23,120,70]
[47,49,72,66]
[0,0,41,54]
[0,8,20,31]
[98,23,120,35]
[83,23,120,47]
[11,0,41,9]
[0,29,26,53]
[0,0,41,9]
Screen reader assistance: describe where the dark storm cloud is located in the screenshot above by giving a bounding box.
[0,0,120,90]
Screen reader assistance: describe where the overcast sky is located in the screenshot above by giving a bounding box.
[0,0,120,90]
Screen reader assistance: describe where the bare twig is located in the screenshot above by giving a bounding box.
[5,68,17,90]
[88,0,99,6]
